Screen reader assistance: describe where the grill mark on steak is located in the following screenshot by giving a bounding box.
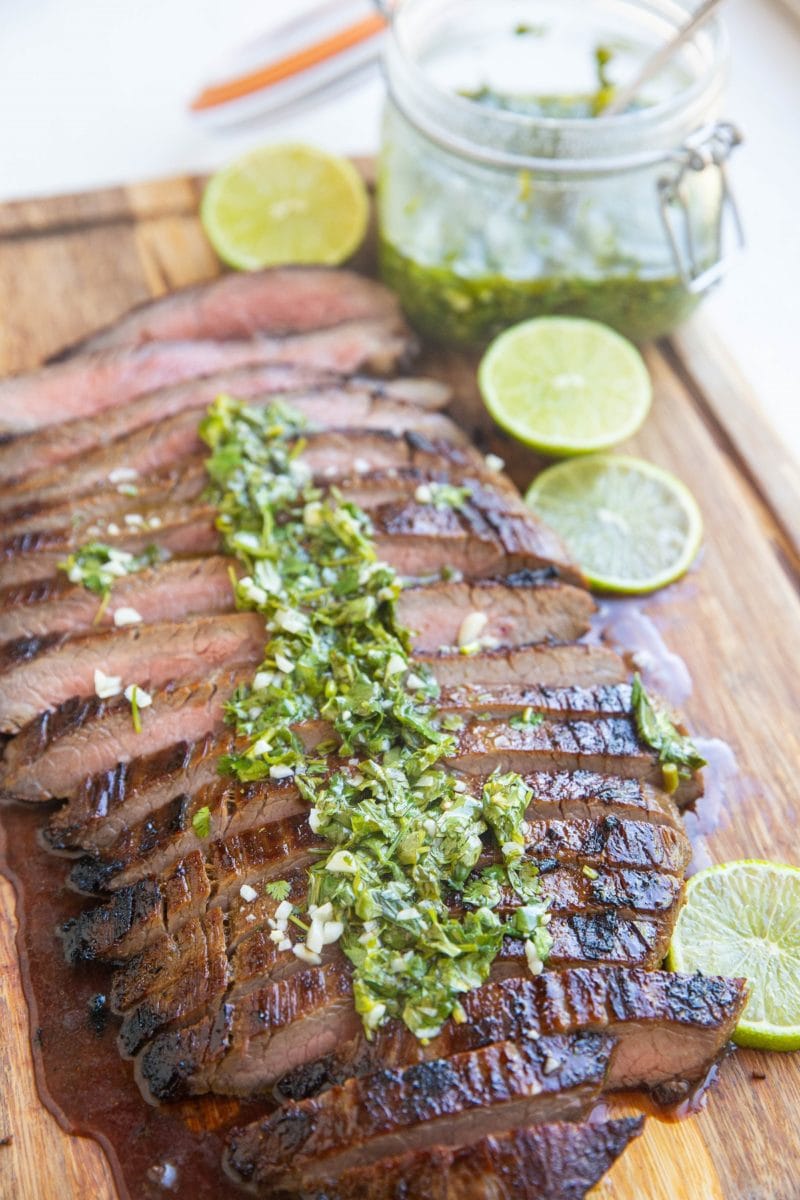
[292,1116,644,1200]
[0,318,415,437]
[53,267,406,357]
[276,967,746,1102]
[224,1033,614,1187]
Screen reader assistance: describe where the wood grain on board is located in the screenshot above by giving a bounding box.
[0,171,798,1200]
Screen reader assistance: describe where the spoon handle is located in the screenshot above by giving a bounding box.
[600,0,725,117]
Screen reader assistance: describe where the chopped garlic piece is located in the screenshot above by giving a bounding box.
[484,453,505,473]
[543,1054,561,1075]
[108,467,138,484]
[123,513,144,528]
[524,939,544,976]
[124,684,152,708]
[275,900,294,923]
[239,883,258,903]
[94,668,122,699]
[292,943,322,966]
[113,606,142,627]
[269,764,294,780]
[457,611,488,648]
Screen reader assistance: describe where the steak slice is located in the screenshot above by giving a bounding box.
[276,967,746,1105]
[134,960,360,1101]
[371,489,580,584]
[0,556,237,645]
[0,672,245,803]
[224,1033,614,1187]
[0,319,414,436]
[0,370,452,483]
[55,267,404,355]
[300,1117,644,1200]
[446,717,702,805]
[0,510,221,592]
[0,613,265,733]
[399,573,594,651]
[419,643,626,689]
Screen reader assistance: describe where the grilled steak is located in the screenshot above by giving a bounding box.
[0,319,414,436]
[0,371,452,483]
[224,1034,614,1187]
[55,267,405,355]
[446,717,702,804]
[0,673,245,803]
[0,267,731,1200]
[277,967,746,1102]
[295,1117,644,1200]
[0,556,237,645]
[0,613,265,733]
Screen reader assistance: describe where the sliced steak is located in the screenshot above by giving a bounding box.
[301,1117,644,1200]
[224,1033,614,1187]
[62,805,685,963]
[0,613,265,733]
[399,574,595,651]
[0,672,246,803]
[0,319,414,436]
[0,370,452,483]
[0,510,221,591]
[277,967,746,1104]
[446,716,702,804]
[102,860,682,1057]
[0,556,237,645]
[56,268,404,355]
[1,461,209,541]
[0,428,483,526]
[134,960,360,1101]
[371,489,580,584]
[421,643,627,690]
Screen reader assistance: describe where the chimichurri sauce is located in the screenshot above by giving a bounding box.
[379,238,697,347]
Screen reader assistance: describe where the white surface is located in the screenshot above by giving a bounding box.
[1,0,798,456]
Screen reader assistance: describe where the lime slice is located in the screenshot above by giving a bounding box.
[201,144,369,271]
[668,861,800,1051]
[525,454,702,593]
[478,316,651,455]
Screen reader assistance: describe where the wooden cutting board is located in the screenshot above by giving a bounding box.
[1,168,799,1200]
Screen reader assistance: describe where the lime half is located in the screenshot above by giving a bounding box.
[525,454,702,593]
[478,316,651,455]
[668,861,800,1051]
[201,143,369,271]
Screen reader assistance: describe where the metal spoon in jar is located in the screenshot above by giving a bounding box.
[598,0,725,117]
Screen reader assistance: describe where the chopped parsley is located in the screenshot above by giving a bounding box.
[197,395,552,1040]
[265,879,291,902]
[192,806,212,840]
[509,707,544,731]
[631,674,706,792]
[58,541,165,598]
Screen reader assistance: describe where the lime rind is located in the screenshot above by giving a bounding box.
[201,143,369,271]
[668,860,800,1052]
[525,454,703,594]
[478,316,652,456]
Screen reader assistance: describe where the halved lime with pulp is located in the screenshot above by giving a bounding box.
[668,860,800,1051]
[525,454,702,593]
[201,143,369,271]
[478,316,652,455]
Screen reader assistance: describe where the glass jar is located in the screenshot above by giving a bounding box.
[377,0,743,346]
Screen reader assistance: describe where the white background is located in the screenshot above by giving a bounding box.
[1,0,798,458]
